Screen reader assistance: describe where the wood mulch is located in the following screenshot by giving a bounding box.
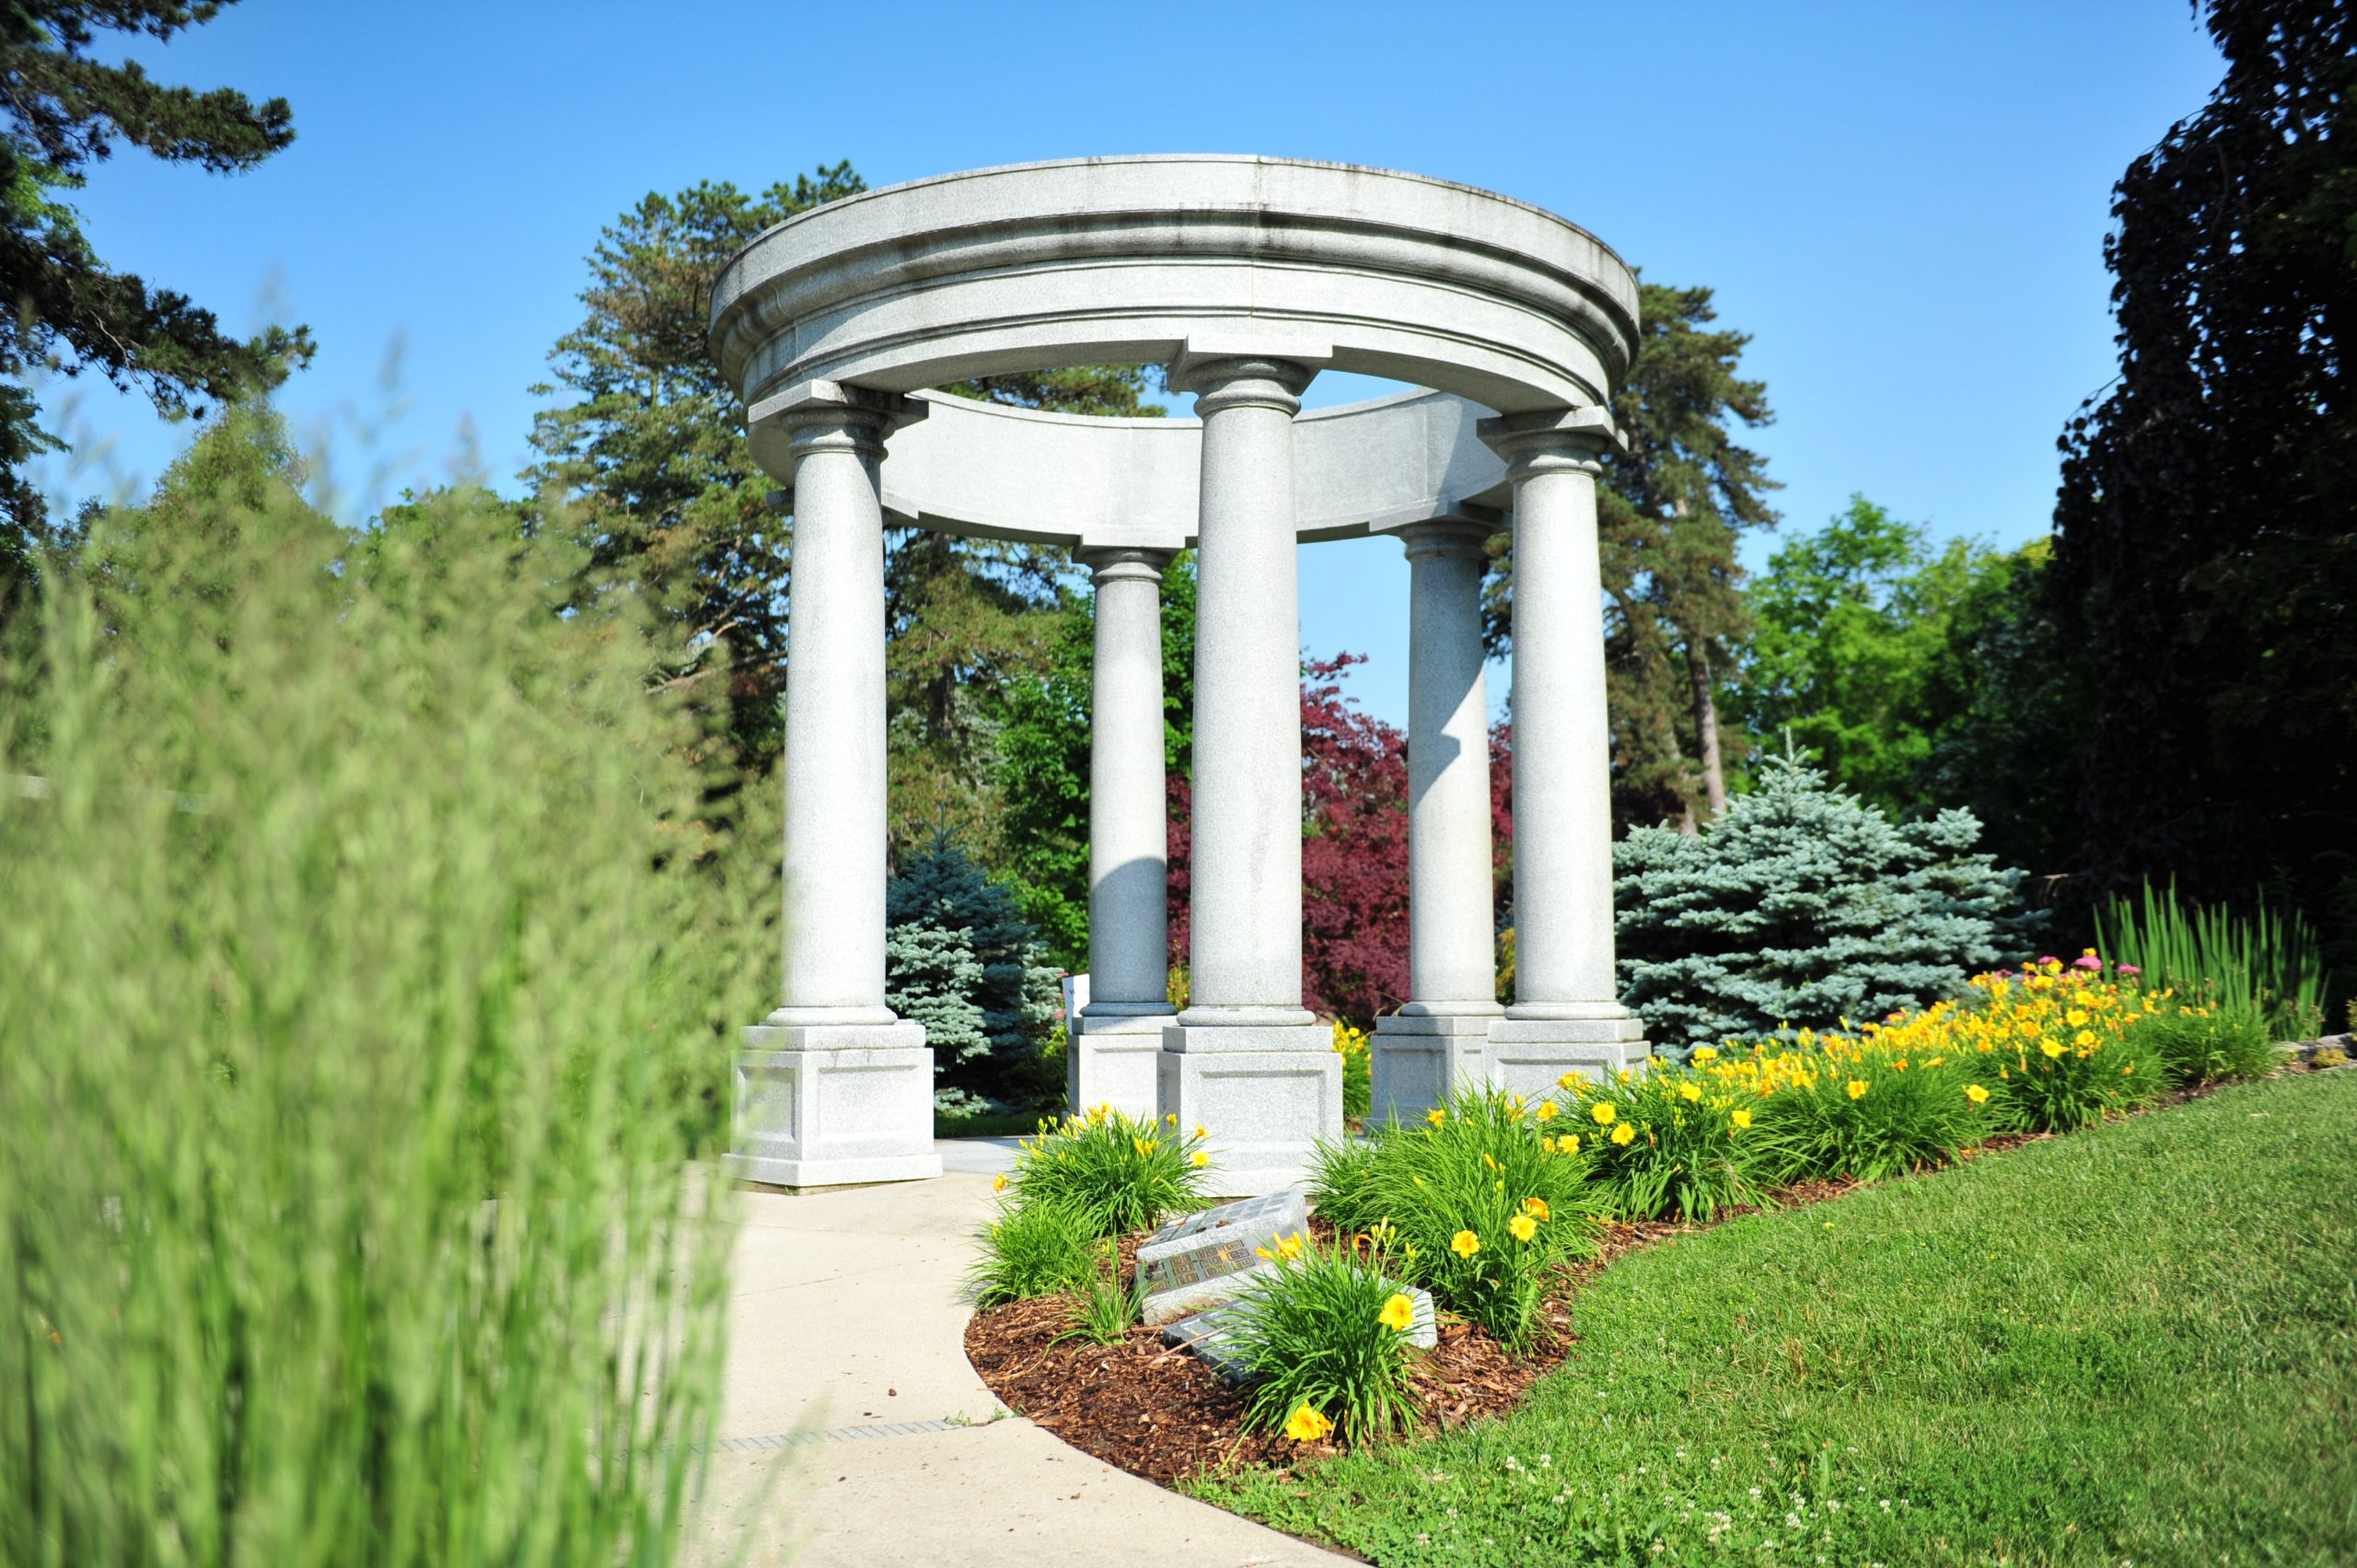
[966,1063,2350,1490]
[963,1183,1864,1486]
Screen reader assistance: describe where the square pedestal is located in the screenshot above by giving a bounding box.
[726,1020,943,1188]
[1068,1010,1170,1121]
[1486,1015,1651,1104]
[1371,1013,1496,1126]
[1158,1024,1340,1196]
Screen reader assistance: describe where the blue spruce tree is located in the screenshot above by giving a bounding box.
[886,830,1063,1109]
[1614,750,2038,1051]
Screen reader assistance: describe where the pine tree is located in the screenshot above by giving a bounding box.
[0,0,313,609]
[1614,750,2036,1051]
[1485,280,1776,831]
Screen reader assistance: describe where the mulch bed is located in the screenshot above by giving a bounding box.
[965,1063,2346,1489]
[963,1185,1860,1485]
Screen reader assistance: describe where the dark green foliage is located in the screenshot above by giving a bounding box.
[1615,751,2035,1050]
[886,829,1061,1105]
[0,0,312,586]
[1199,1073,2357,1565]
[1567,1064,1766,1222]
[2051,0,2357,1015]
[1487,281,1777,829]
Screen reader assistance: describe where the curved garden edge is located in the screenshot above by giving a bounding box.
[960,1056,2349,1500]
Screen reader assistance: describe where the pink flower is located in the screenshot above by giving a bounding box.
[2073,954,2102,970]
[2118,963,2142,976]
[2037,956,2060,967]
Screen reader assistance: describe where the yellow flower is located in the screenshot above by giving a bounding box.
[1425,1109,1446,1126]
[2066,1008,2090,1028]
[1846,1080,1869,1100]
[1535,1100,1559,1121]
[1133,1137,1157,1156]
[1166,1112,1178,1126]
[1480,1152,1499,1171]
[993,1174,1008,1191]
[1691,1047,1719,1064]
[1557,1071,1580,1090]
[1523,1197,1550,1220]
[1450,1229,1480,1259]
[2016,1020,2040,1040]
[1557,1133,1582,1155]
[1966,1083,1991,1105]
[1283,1404,1334,1442]
[1730,1109,1752,1130]
[1609,1122,1636,1146]
[1194,1124,1207,1139]
[1191,1151,1210,1167]
[1377,1293,1417,1333]
[1678,1082,1702,1103]
[2041,1040,2068,1059]
[2074,1028,2096,1048]
[1590,1102,1617,1126]
[1508,1212,1538,1243]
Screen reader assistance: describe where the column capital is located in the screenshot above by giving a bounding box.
[1393,515,1499,564]
[1477,405,1621,478]
[1074,544,1176,586]
[1167,331,1329,415]
[751,378,928,461]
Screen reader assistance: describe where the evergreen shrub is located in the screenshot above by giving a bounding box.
[2130,1005,2277,1086]
[1615,751,2036,1051]
[886,830,1063,1109]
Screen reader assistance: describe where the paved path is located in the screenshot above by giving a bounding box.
[684,1150,1345,1567]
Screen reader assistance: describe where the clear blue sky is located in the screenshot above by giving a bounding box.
[33,0,2222,726]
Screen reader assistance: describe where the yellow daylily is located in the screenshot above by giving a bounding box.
[1284,1404,1334,1442]
[1377,1293,1417,1333]
[1450,1229,1480,1260]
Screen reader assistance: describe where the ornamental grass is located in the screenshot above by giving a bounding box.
[1309,1088,1598,1350]
[0,465,759,1567]
[1007,1104,1210,1236]
[1225,1238,1422,1446]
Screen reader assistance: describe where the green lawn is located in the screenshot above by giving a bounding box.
[1194,1071,2357,1565]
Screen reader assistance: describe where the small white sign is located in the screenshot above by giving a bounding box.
[1060,972,1090,1034]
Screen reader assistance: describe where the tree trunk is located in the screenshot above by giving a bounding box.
[1688,643,1727,819]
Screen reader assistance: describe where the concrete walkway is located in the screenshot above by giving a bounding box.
[684,1150,1346,1567]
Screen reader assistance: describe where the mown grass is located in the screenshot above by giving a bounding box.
[1196,1071,2357,1566]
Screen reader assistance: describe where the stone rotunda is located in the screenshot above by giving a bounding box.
[712,156,1650,1195]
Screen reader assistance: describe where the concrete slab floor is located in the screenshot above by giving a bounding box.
[691,1170,1342,1567]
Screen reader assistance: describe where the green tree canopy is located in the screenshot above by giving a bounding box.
[0,0,313,609]
[2051,0,2356,996]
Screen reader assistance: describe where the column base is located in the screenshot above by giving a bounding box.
[1371,1012,1496,1126]
[1068,1006,1172,1121]
[726,1020,943,1189]
[1487,1013,1651,1102]
[1157,1023,1340,1197]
